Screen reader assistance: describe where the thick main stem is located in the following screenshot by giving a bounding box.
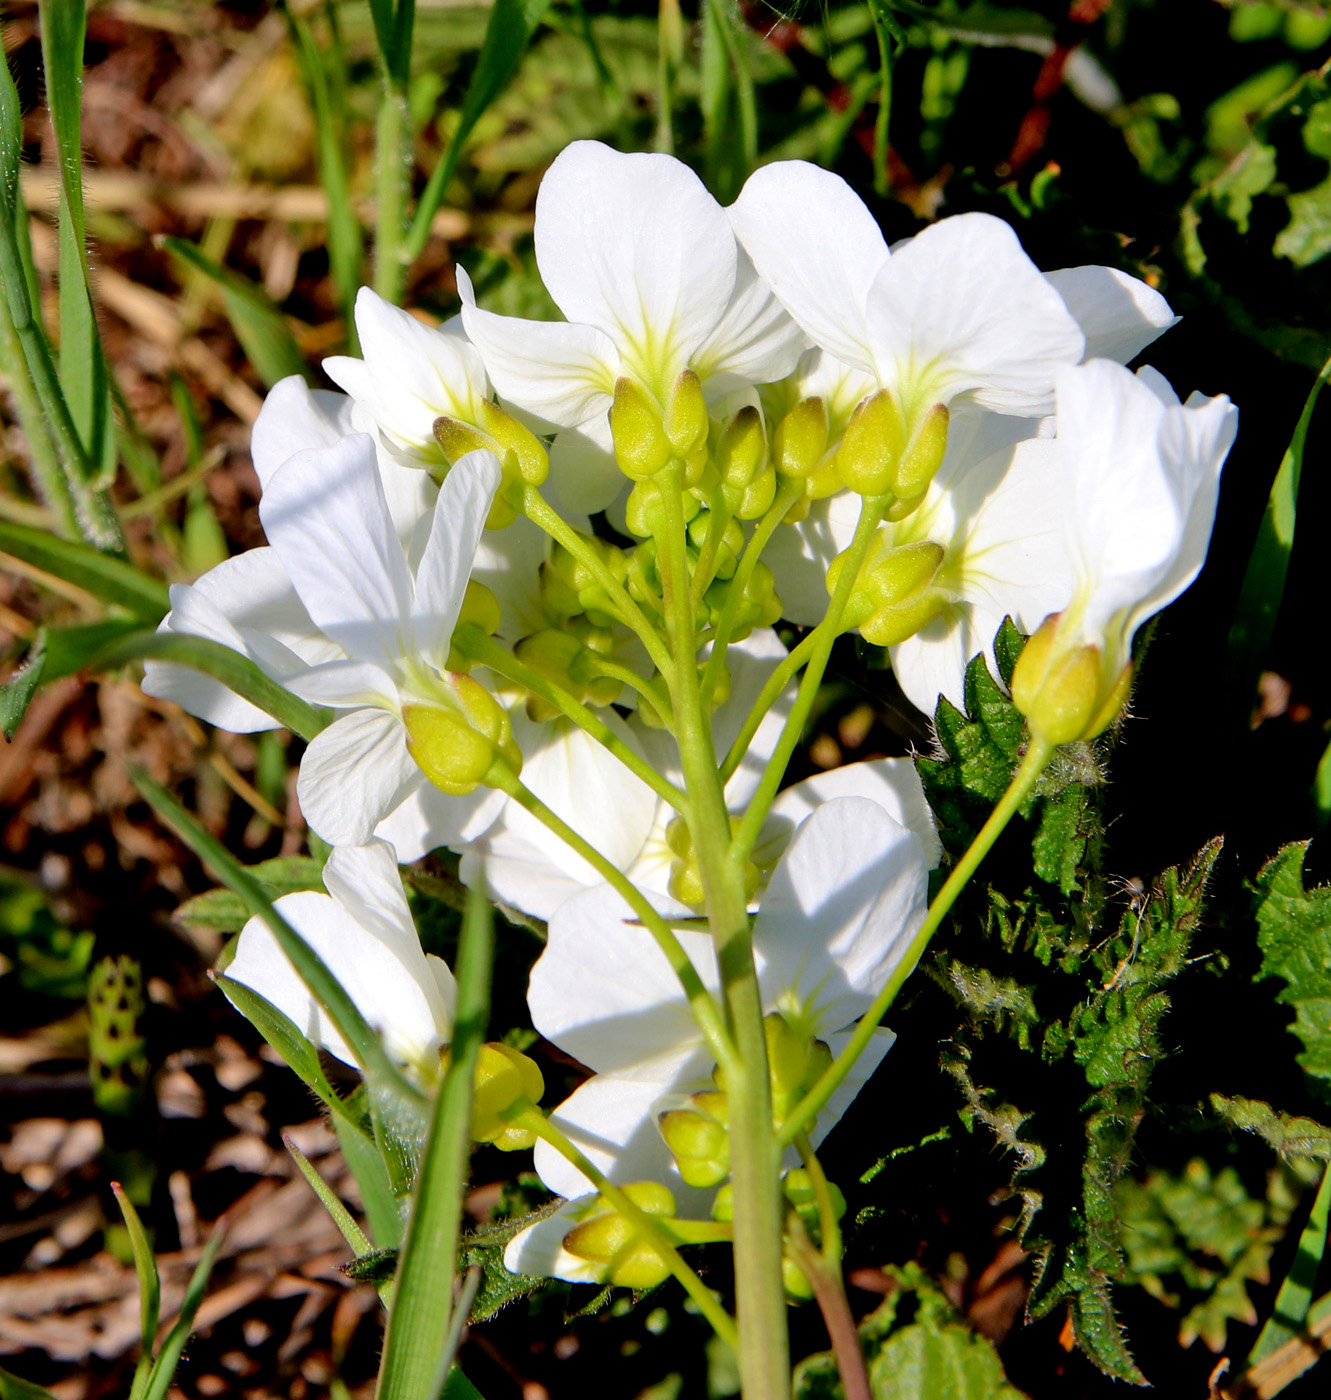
[654,467,791,1400]
[779,737,1056,1147]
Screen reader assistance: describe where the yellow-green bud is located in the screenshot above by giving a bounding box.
[735,465,778,520]
[783,1257,815,1301]
[1010,614,1132,746]
[664,370,709,459]
[782,1168,846,1222]
[433,413,523,531]
[563,1182,677,1289]
[717,406,768,490]
[447,580,502,670]
[834,389,907,497]
[611,378,673,480]
[476,400,550,487]
[888,403,949,517]
[773,397,830,480]
[688,512,744,581]
[625,479,702,536]
[667,815,759,910]
[659,1090,731,1187]
[404,675,520,795]
[712,1184,734,1223]
[546,534,630,619]
[827,537,947,647]
[466,1041,545,1149]
[704,563,781,640]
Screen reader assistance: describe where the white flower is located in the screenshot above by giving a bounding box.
[224,839,453,1076]
[522,795,932,1206]
[324,290,492,471]
[458,140,806,513]
[1034,358,1238,679]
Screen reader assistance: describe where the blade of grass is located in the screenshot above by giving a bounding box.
[289,8,362,348]
[402,0,553,266]
[140,1216,227,1400]
[1225,351,1331,720]
[135,773,425,1118]
[159,237,308,389]
[38,0,116,490]
[111,1183,161,1400]
[1,631,45,741]
[93,631,329,740]
[0,1366,58,1400]
[377,881,494,1400]
[867,0,903,197]
[284,1134,375,1259]
[0,520,167,619]
[333,1105,405,1250]
[1249,1162,1331,1367]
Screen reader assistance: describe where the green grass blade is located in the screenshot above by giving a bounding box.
[159,238,308,389]
[403,0,553,265]
[141,1216,227,1400]
[40,617,145,681]
[440,1371,485,1400]
[333,1105,405,1250]
[111,1183,161,1400]
[284,1133,375,1258]
[93,631,329,740]
[289,10,362,350]
[38,0,115,492]
[377,881,494,1400]
[1225,351,1331,716]
[1250,1162,1331,1366]
[1,630,45,742]
[133,773,425,1116]
[0,1366,58,1400]
[0,520,167,618]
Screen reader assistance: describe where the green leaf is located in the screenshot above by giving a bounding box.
[1210,1093,1331,1161]
[1,630,45,741]
[38,0,115,491]
[215,975,345,1110]
[0,520,168,620]
[378,882,494,1400]
[41,617,147,682]
[1249,1163,1331,1365]
[160,238,307,390]
[141,1217,227,1400]
[458,1199,564,1321]
[1254,842,1331,1091]
[1225,353,1331,716]
[0,1367,58,1400]
[1277,177,1331,264]
[284,1134,376,1262]
[177,856,326,935]
[404,0,554,262]
[93,631,329,741]
[112,1184,160,1400]
[440,1370,485,1400]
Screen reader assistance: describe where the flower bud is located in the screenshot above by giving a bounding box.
[717,406,768,489]
[783,1257,815,1301]
[563,1182,677,1290]
[1011,614,1132,746]
[470,1042,545,1150]
[688,512,744,582]
[546,534,629,620]
[834,390,907,498]
[765,1015,834,1126]
[446,580,502,670]
[625,479,702,537]
[664,370,709,459]
[782,1168,846,1223]
[705,563,781,640]
[712,1183,734,1223]
[735,465,777,520]
[611,378,673,480]
[772,397,829,480]
[476,400,550,487]
[432,415,527,530]
[404,674,521,795]
[827,537,947,647]
[890,402,949,512]
[659,1089,731,1187]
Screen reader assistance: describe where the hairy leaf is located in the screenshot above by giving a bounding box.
[177,856,326,935]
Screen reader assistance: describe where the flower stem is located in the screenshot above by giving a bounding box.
[585,656,675,726]
[521,485,675,679]
[654,465,791,1400]
[730,493,890,866]
[520,1109,739,1349]
[784,1217,870,1400]
[719,630,820,785]
[454,625,685,811]
[373,86,410,305]
[486,763,734,1068]
[778,736,1056,1148]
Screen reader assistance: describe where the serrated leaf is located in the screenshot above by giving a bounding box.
[1210,1093,1331,1161]
[177,856,326,934]
[1254,843,1331,1092]
[460,1200,565,1321]
[1278,177,1331,265]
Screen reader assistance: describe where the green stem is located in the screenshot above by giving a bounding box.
[587,656,675,725]
[730,493,890,866]
[521,485,675,679]
[784,1216,869,1400]
[793,1133,841,1266]
[700,477,804,708]
[690,486,734,610]
[719,630,820,786]
[454,625,685,812]
[654,465,791,1400]
[778,737,1056,1148]
[520,1110,739,1349]
[374,86,410,304]
[486,763,734,1067]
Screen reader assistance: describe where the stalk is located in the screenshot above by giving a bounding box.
[374,88,410,305]
[654,466,791,1400]
[779,737,1056,1146]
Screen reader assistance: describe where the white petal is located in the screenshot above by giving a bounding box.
[866,212,1085,415]
[297,709,420,846]
[729,161,886,374]
[226,889,446,1068]
[532,1048,716,1209]
[286,658,399,708]
[1045,265,1178,366]
[503,1199,606,1283]
[754,797,929,1030]
[534,141,737,389]
[717,628,799,808]
[691,247,808,394]
[759,759,941,870]
[458,266,619,428]
[531,884,714,1075]
[546,417,626,516]
[411,449,501,660]
[458,825,589,923]
[472,511,553,643]
[260,435,413,672]
[810,1026,896,1151]
[250,379,360,490]
[376,782,506,863]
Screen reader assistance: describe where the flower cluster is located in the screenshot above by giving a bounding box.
[143,140,1235,1299]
